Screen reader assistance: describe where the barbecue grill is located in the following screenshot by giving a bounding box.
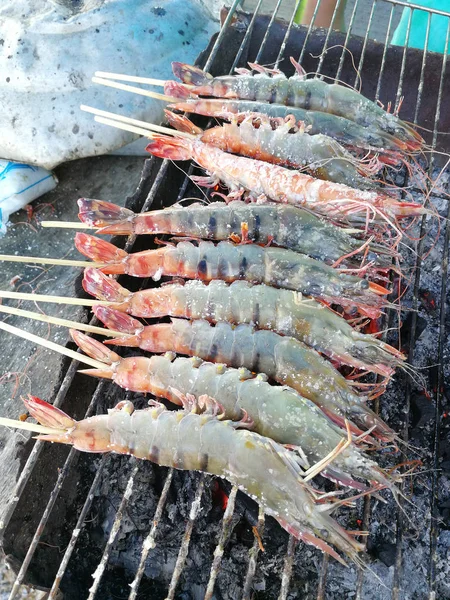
[1,1,450,598]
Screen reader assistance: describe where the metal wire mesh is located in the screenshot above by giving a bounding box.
[2,0,450,598]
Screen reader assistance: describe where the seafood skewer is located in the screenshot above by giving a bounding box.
[76,199,396,269]
[0,313,395,491]
[170,60,423,151]
[84,270,404,377]
[165,110,381,190]
[61,332,398,491]
[86,315,393,439]
[75,234,389,318]
[0,394,364,565]
[168,94,406,158]
[92,73,414,156]
[82,104,380,190]
[142,132,427,231]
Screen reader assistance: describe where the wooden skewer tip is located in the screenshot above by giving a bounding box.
[0,417,64,436]
[0,304,121,337]
[0,290,113,307]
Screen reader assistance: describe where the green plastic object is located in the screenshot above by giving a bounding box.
[391,0,450,54]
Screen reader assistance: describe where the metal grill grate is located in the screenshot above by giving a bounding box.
[2,1,450,598]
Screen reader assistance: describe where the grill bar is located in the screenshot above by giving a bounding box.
[254,0,284,65]
[230,0,264,73]
[394,8,412,111]
[166,474,207,600]
[335,0,360,84]
[128,468,174,600]
[88,463,141,599]
[315,0,345,76]
[375,4,395,102]
[316,554,329,600]
[278,535,297,600]
[241,504,265,600]
[204,486,239,600]
[275,0,302,68]
[48,455,109,599]
[353,0,377,89]
[428,21,450,599]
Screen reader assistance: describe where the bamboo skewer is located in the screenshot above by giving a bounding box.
[0,321,106,370]
[0,417,64,436]
[94,71,185,88]
[0,290,112,307]
[0,305,121,337]
[94,116,156,138]
[0,255,105,268]
[91,77,178,102]
[40,222,92,229]
[80,105,194,139]
[41,106,194,234]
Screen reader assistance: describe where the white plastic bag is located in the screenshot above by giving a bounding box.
[0,0,219,170]
[0,161,57,233]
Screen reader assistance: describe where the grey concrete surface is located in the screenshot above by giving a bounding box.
[0,155,145,597]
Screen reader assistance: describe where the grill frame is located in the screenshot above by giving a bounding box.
[2,1,450,598]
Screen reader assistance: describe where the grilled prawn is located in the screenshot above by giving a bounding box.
[165,110,381,190]
[75,234,389,318]
[67,336,398,492]
[168,94,406,159]
[84,270,404,377]
[171,59,423,151]
[17,394,364,565]
[144,134,427,231]
[87,317,393,439]
[77,198,396,269]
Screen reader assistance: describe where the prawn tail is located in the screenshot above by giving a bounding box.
[92,306,143,336]
[164,80,192,99]
[70,329,120,365]
[164,109,202,135]
[22,396,77,445]
[23,395,75,430]
[145,135,193,161]
[400,123,424,152]
[77,198,135,231]
[82,268,132,304]
[75,233,127,274]
[172,61,213,86]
